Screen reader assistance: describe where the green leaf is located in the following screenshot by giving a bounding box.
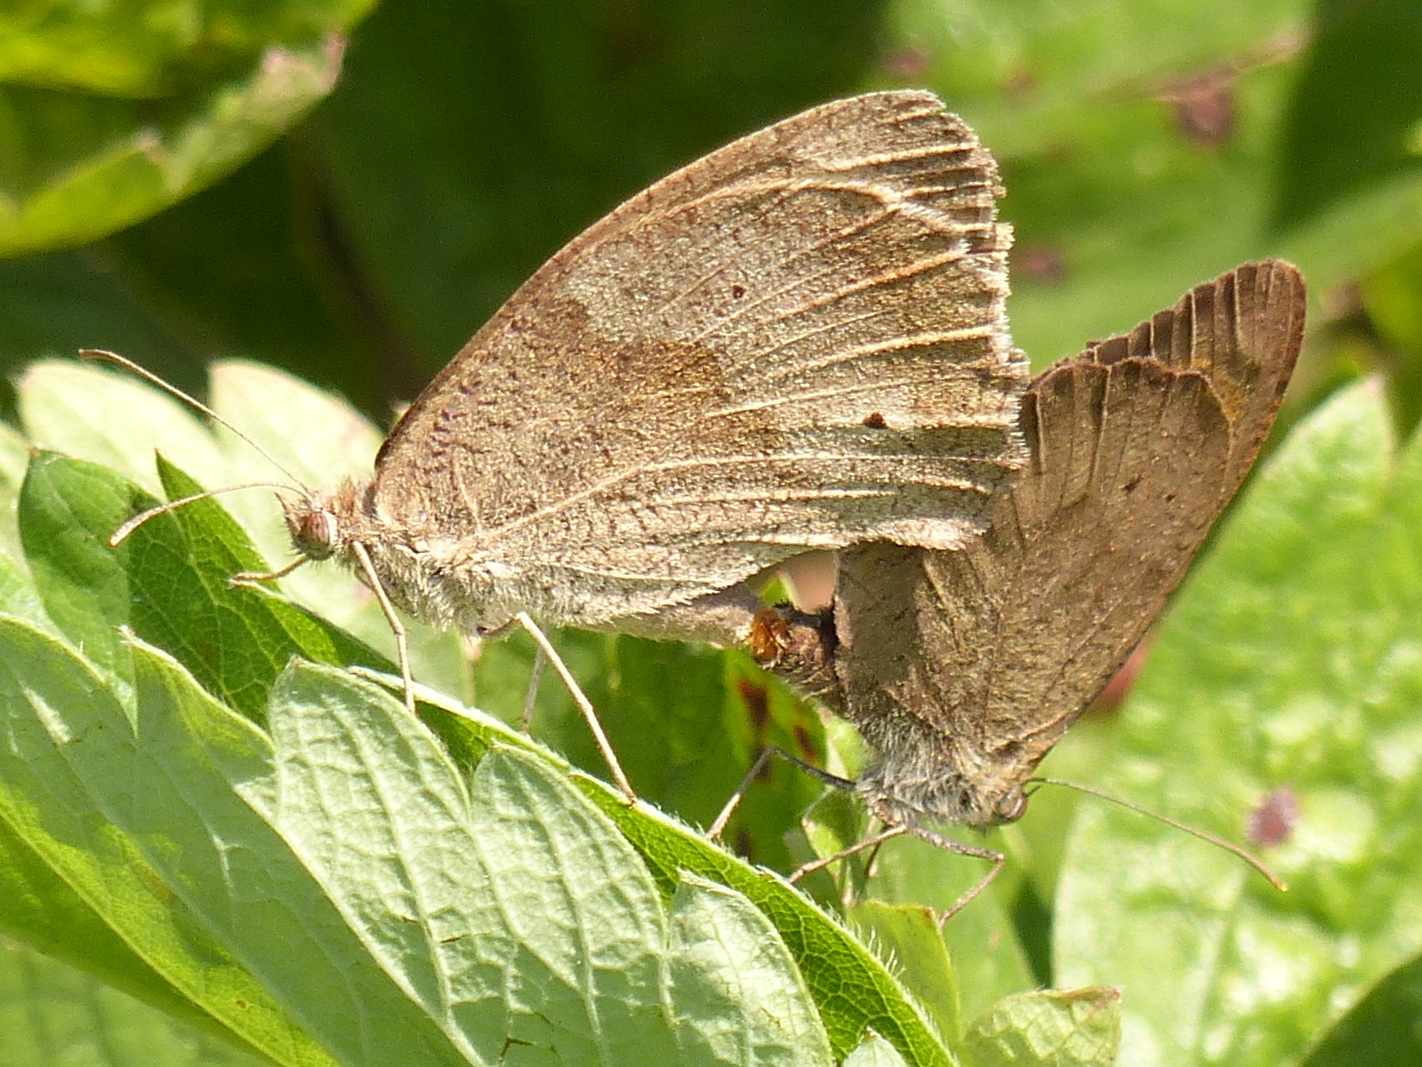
[17,359,231,495]
[877,0,1421,372]
[1300,950,1422,1066]
[0,417,29,563]
[846,1032,914,1067]
[667,875,834,1066]
[0,546,45,629]
[1273,0,1422,231]
[577,775,954,1067]
[412,669,959,1067]
[0,938,272,1067]
[0,618,339,1066]
[0,616,851,1065]
[18,450,387,720]
[257,663,687,1065]
[0,600,951,1065]
[0,1,363,96]
[18,450,151,697]
[816,829,1035,1026]
[1359,243,1422,435]
[960,989,1121,1067]
[1056,381,1422,1065]
[0,809,234,1046]
[0,2,374,255]
[849,901,962,1047]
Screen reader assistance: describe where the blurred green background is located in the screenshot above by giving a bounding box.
[4,0,1421,428]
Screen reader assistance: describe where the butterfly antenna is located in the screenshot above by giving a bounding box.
[79,349,310,490]
[108,483,298,546]
[1029,777,1287,891]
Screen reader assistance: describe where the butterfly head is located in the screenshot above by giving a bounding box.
[854,731,1038,831]
[282,481,367,562]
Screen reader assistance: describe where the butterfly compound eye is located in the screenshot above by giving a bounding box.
[283,499,340,560]
[302,511,338,554]
[993,791,1029,824]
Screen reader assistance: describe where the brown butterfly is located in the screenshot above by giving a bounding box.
[281,90,1029,659]
[756,260,1305,843]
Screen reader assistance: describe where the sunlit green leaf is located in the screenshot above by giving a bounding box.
[1058,382,1422,1066]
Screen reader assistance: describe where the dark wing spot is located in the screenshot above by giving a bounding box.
[862,412,887,429]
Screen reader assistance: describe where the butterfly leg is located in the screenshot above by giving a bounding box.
[230,555,309,584]
[706,744,855,842]
[787,824,909,884]
[899,823,1006,925]
[709,748,905,909]
[519,643,546,733]
[349,542,416,714]
[705,746,773,841]
[512,612,638,805]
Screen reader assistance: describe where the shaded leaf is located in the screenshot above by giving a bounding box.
[17,449,386,721]
[1273,0,1422,230]
[1300,950,1422,1067]
[0,1,373,255]
[0,813,230,1045]
[0,618,340,1066]
[0,939,271,1067]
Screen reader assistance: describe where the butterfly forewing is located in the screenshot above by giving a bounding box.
[367,91,1026,630]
